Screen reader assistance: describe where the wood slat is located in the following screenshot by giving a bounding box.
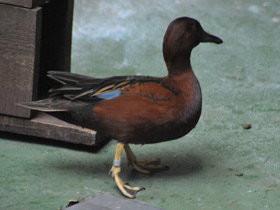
[0,4,42,118]
[0,0,48,8]
[0,113,102,145]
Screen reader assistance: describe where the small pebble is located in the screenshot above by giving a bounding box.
[243,124,252,129]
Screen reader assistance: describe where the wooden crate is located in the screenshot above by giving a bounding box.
[0,0,73,118]
[0,3,42,118]
[0,0,103,145]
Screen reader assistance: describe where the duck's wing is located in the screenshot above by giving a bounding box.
[19,71,177,112]
[47,71,176,101]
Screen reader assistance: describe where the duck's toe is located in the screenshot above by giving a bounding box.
[110,166,145,199]
[129,158,169,174]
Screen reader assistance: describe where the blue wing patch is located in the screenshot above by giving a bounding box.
[96,90,121,100]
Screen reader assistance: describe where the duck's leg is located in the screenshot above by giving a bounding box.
[124,144,169,174]
[109,143,145,198]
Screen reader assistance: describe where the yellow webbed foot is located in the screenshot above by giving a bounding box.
[129,158,170,174]
[124,144,169,174]
[110,143,145,198]
[109,166,145,199]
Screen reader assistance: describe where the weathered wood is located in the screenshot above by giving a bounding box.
[0,4,42,118]
[0,113,101,145]
[0,0,47,8]
[0,1,103,146]
[0,0,74,117]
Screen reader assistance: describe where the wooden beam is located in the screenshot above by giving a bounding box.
[0,4,42,118]
[0,113,103,145]
[0,0,48,8]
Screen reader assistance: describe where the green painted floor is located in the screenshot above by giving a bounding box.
[1,0,280,209]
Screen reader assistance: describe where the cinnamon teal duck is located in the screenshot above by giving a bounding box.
[20,16,223,198]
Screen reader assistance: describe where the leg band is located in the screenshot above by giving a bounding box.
[113,160,121,167]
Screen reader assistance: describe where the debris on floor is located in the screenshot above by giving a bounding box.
[243,124,252,130]
[66,199,82,208]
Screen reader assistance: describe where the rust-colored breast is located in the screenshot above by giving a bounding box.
[93,94,179,143]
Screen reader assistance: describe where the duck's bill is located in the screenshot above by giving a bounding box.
[201,31,223,44]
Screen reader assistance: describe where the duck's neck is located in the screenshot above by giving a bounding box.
[165,52,193,76]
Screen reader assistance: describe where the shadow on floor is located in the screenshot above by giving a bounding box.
[0,131,208,182]
[42,148,205,180]
[0,131,111,153]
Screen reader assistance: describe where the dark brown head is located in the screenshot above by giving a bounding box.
[163,17,223,73]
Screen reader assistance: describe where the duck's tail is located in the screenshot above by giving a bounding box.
[18,98,73,112]
[18,71,98,112]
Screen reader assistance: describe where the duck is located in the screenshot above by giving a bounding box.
[20,16,223,198]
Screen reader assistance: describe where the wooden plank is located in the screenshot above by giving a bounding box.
[0,4,42,118]
[0,0,48,8]
[0,113,102,145]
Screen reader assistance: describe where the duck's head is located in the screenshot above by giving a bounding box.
[163,17,223,73]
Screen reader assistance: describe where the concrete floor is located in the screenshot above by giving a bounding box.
[1,0,280,209]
